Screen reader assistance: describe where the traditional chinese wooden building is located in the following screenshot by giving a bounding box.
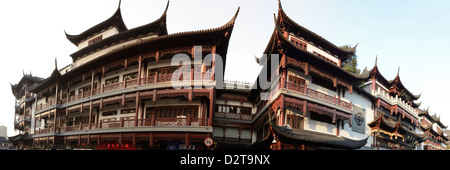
[247,0,370,150]
[212,80,254,149]
[11,1,241,150]
[10,73,44,148]
[418,108,448,150]
[363,58,427,150]
[10,1,446,150]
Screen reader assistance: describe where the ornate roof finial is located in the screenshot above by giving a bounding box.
[278,0,283,11]
[397,66,400,77]
[118,0,122,9]
[375,55,378,66]
[55,58,58,70]
[22,69,25,76]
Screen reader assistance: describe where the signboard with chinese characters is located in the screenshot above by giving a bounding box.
[352,105,365,134]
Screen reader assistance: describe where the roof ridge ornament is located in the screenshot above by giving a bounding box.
[278,0,283,11]
[54,58,58,70]
[163,1,170,17]
[375,55,378,66]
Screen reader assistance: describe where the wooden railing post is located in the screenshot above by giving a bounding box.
[151,114,155,126]
[187,114,191,126]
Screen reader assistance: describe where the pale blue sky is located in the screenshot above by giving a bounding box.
[1,0,449,136]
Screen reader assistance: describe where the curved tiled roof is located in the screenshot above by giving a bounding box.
[247,119,368,150]
[276,0,356,61]
[69,1,170,61]
[65,1,128,45]
[273,21,370,81]
[389,68,421,101]
[272,124,369,149]
[10,74,44,98]
[30,6,240,92]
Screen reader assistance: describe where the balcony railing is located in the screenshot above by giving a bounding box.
[286,82,352,110]
[35,116,209,134]
[36,72,213,112]
[371,88,418,118]
[215,112,253,121]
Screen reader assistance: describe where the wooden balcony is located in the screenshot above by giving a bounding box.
[33,71,213,111]
[215,112,253,121]
[285,82,352,110]
[34,116,209,134]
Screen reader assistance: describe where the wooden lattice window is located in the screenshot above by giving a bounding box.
[88,35,103,46]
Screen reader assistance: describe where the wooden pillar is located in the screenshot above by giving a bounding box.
[90,70,95,96]
[188,87,193,103]
[191,46,196,59]
[336,120,340,136]
[280,60,287,89]
[151,114,155,126]
[153,89,157,104]
[53,109,57,131]
[149,132,154,147]
[333,77,337,87]
[208,90,214,126]
[137,55,142,85]
[124,58,128,70]
[88,101,93,129]
[121,94,125,107]
[303,100,308,116]
[135,91,140,126]
[140,101,145,126]
[34,96,38,133]
[280,95,285,125]
[100,98,103,111]
[185,132,190,148]
[281,54,286,69]
[119,133,123,145]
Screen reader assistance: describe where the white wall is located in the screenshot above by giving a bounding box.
[77,27,119,50]
[288,34,340,66]
[71,34,157,72]
[342,88,374,147]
